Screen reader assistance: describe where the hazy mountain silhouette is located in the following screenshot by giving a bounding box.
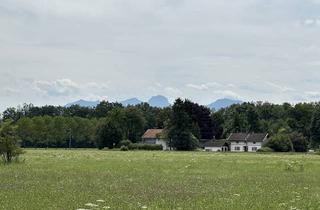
[208,98,242,110]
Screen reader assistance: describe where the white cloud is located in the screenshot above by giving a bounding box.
[304,19,315,25]
[266,82,296,92]
[1,0,320,109]
[305,91,320,98]
[186,82,223,90]
[33,79,80,97]
[32,78,110,99]
[213,90,240,99]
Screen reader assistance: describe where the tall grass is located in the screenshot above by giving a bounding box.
[0,150,319,210]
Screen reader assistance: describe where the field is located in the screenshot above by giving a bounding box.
[0,150,320,210]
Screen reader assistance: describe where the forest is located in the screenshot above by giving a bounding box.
[1,99,320,151]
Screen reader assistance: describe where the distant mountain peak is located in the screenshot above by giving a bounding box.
[148,95,170,108]
[208,98,242,110]
[65,95,171,108]
[65,99,99,108]
[120,98,143,106]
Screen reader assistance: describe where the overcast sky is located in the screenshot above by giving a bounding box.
[1,0,320,110]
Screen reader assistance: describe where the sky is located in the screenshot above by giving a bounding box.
[1,0,320,111]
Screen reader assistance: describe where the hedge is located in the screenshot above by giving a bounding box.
[129,143,163,151]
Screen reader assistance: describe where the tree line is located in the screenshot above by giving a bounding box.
[1,99,320,152]
[214,101,320,151]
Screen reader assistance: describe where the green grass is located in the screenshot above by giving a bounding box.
[1,150,320,210]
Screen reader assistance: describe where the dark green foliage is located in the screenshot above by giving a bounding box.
[265,133,293,152]
[2,107,19,122]
[129,143,163,150]
[0,124,24,163]
[310,106,320,148]
[147,98,214,147]
[3,99,320,151]
[290,132,309,152]
[119,140,132,147]
[64,105,93,118]
[211,111,224,139]
[96,110,125,149]
[16,116,97,148]
[123,107,146,142]
[167,99,200,151]
[120,145,129,151]
[257,147,274,153]
[94,101,123,118]
[183,100,215,139]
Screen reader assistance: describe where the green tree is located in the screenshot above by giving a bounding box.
[290,132,309,152]
[265,133,293,152]
[94,101,123,118]
[16,118,34,147]
[310,106,320,148]
[0,124,23,163]
[95,109,125,149]
[246,105,260,132]
[167,99,199,150]
[123,107,146,142]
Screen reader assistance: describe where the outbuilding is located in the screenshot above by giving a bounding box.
[204,139,229,152]
[141,129,169,150]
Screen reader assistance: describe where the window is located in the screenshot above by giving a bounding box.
[252,147,258,151]
[235,146,241,151]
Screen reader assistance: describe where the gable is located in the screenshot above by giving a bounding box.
[142,129,164,139]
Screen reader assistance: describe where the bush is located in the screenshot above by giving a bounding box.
[265,133,293,152]
[129,143,163,151]
[119,140,132,147]
[0,125,24,164]
[257,147,274,153]
[120,145,129,151]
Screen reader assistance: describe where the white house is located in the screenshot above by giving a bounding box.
[141,129,169,150]
[204,139,229,152]
[227,133,268,152]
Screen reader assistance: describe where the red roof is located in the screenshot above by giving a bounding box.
[142,129,164,139]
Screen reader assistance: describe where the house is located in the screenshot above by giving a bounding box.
[227,133,268,152]
[204,139,229,152]
[141,129,169,150]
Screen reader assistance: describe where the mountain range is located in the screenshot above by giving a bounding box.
[207,98,243,110]
[66,96,242,110]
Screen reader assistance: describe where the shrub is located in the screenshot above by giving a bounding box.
[0,125,24,164]
[129,143,163,151]
[265,133,293,152]
[119,140,132,147]
[120,145,129,151]
[257,147,274,153]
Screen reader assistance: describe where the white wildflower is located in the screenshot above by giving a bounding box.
[97,200,105,203]
[141,206,147,209]
[85,203,99,207]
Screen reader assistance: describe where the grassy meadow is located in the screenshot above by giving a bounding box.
[0,150,320,210]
